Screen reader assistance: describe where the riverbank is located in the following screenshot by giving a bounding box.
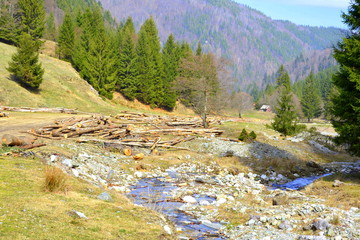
[1,111,359,239]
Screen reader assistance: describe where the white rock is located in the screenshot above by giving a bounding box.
[134,171,143,178]
[260,174,268,180]
[62,159,73,168]
[163,225,172,235]
[262,237,271,240]
[260,216,267,222]
[72,169,79,177]
[199,200,210,206]
[216,198,227,205]
[183,196,197,204]
[50,155,57,162]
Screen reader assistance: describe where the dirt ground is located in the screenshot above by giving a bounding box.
[0,111,89,136]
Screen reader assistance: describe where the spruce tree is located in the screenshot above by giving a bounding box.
[134,17,165,107]
[117,26,137,100]
[162,34,180,110]
[78,8,117,99]
[331,0,360,156]
[57,14,75,61]
[180,42,193,58]
[271,66,303,136]
[301,72,322,122]
[18,0,46,48]
[196,42,202,56]
[7,33,44,89]
[45,13,56,41]
[0,0,19,44]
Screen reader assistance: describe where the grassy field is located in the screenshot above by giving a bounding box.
[0,42,128,114]
[0,156,169,240]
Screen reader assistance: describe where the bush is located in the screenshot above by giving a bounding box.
[43,166,69,193]
[238,128,248,141]
[249,131,257,140]
[238,129,257,142]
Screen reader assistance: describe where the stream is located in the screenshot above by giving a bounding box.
[129,176,226,240]
[128,171,333,239]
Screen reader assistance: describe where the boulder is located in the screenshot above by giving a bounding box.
[312,219,330,231]
[97,192,113,202]
[68,210,88,219]
[182,196,197,204]
[332,179,344,187]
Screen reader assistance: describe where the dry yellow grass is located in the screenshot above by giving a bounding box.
[43,166,69,193]
[0,156,169,239]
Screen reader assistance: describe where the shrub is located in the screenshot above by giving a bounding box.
[43,166,69,193]
[249,131,257,140]
[238,128,249,141]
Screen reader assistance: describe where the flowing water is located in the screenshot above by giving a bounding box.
[129,171,333,239]
[129,175,226,240]
[271,173,333,190]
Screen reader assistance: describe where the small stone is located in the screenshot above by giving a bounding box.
[260,216,267,223]
[332,179,344,187]
[97,192,113,202]
[334,236,342,240]
[134,171,143,178]
[50,155,57,162]
[216,198,226,205]
[72,169,79,177]
[163,225,172,235]
[312,219,330,231]
[62,159,73,168]
[68,210,88,219]
[246,219,256,226]
[199,200,210,205]
[182,196,197,204]
[278,220,291,230]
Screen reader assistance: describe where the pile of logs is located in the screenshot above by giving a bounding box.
[25,112,224,150]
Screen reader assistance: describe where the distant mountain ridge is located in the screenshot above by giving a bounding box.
[97,0,344,89]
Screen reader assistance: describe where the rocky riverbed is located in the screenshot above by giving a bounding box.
[41,137,360,240]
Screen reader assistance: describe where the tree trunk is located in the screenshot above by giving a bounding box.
[203,90,208,128]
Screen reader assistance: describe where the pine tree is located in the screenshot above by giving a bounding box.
[7,33,44,89]
[301,72,322,122]
[57,14,75,61]
[276,65,291,89]
[271,66,303,136]
[134,17,165,107]
[162,34,180,110]
[196,42,202,56]
[18,0,46,48]
[331,0,360,156]
[45,13,56,41]
[180,42,193,58]
[78,8,117,99]
[117,26,137,100]
[0,0,19,44]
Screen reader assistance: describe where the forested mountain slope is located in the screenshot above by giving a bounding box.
[98,0,344,89]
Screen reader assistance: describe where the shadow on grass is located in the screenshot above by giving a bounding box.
[8,75,41,94]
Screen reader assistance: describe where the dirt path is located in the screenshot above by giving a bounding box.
[0,111,89,136]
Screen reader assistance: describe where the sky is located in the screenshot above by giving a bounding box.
[234,0,351,28]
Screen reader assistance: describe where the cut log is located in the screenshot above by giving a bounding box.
[0,112,9,117]
[2,134,22,146]
[19,143,46,150]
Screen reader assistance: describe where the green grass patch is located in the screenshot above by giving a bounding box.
[0,156,167,239]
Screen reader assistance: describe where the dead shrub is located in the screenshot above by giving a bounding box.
[43,166,69,193]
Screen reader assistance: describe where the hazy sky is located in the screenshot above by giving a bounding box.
[234,0,351,28]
